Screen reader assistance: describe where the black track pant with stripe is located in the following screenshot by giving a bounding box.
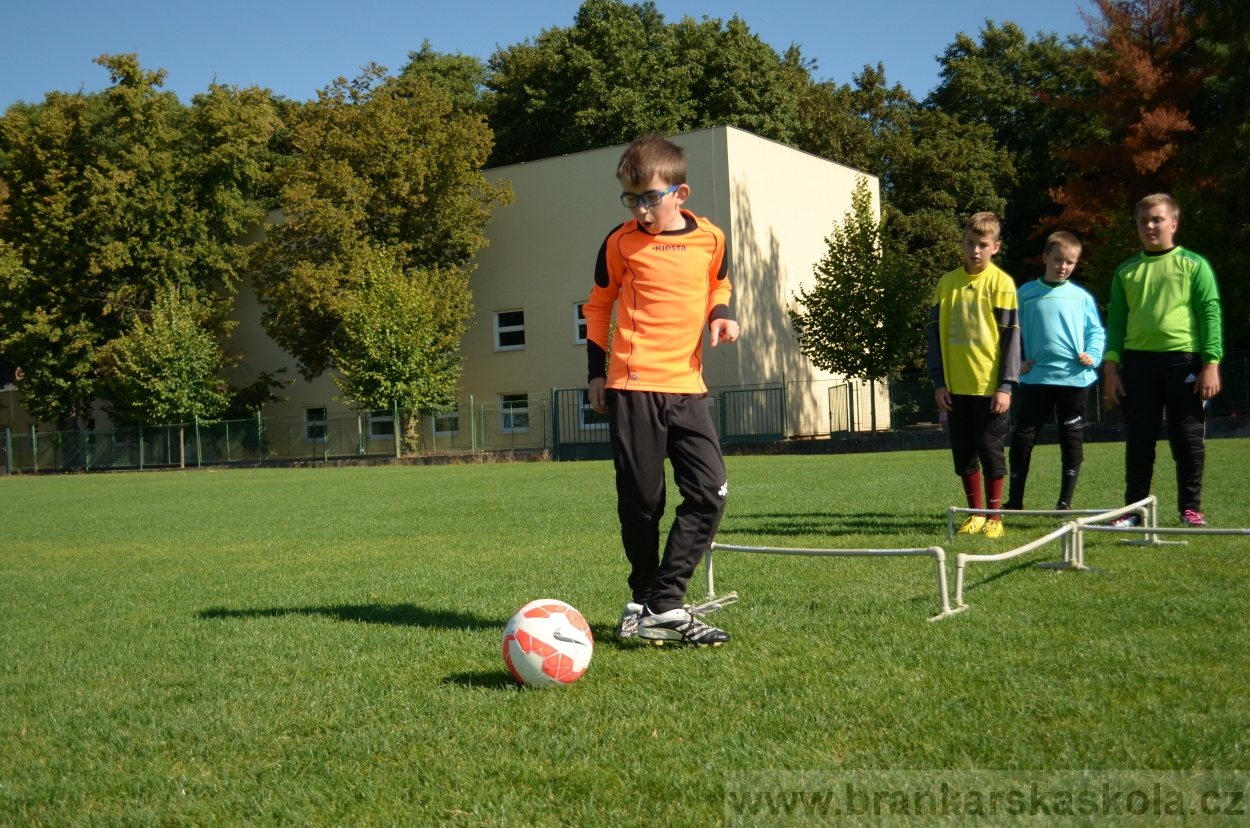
[1008,383,1089,508]
[608,390,727,614]
[1120,350,1207,514]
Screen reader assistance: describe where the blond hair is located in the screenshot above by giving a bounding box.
[1044,231,1083,257]
[1135,193,1180,219]
[965,211,1001,240]
[616,133,687,188]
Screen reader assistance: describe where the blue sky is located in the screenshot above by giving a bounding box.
[2,0,1091,111]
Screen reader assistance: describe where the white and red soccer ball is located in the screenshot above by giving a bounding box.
[501,599,594,687]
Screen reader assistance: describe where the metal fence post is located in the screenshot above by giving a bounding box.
[138,422,143,470]
[469,395,476,452]
[256,411,265,462]
[195,414,202,467]
[393,400,401,459]
[3,427,10,475]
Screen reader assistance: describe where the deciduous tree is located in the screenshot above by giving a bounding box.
[249,64,510,413]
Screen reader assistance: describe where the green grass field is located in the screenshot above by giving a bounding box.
[2,441,1248,825]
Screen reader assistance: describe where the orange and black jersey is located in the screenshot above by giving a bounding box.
[585,210,732,394]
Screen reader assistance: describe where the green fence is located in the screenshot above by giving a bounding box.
[1,402,551,474]
[4,353,1247,472]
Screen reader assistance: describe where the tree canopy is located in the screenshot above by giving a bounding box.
[0,54,278,422]
[248,64,511,410]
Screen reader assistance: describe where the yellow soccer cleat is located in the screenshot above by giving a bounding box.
[982,519,1005,539]
[956,515,987,535]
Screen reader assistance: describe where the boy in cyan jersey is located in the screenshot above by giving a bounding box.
[584,134,740,645]
[927,212,1021,539]
[1103,194,1223,527]
[1003,232,1105,511]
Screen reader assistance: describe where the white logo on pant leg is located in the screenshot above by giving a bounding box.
[717,481,728,498]
[1184,373,1198,383]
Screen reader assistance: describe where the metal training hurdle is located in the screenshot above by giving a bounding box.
[688,541,966,623]
[950,497,1157,609]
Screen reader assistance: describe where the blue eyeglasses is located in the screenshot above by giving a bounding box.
[620,184,679,209]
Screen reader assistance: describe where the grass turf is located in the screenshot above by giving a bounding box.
[1,441,1247,825]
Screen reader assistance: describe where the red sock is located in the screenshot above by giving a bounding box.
[961,471,983,510]
[986,476,1004,520]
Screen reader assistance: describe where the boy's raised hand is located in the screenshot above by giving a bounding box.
[710,319,739,347]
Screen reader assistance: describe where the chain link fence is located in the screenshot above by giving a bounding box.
[2,401,551,474]
[3,352,1247,472]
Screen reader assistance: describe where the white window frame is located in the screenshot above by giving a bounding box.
[494,309,526,351]
[498,393,530,433]
[367,409,394,440]
[433,412,460,437]
[304,407,328,443]
[573,302,588,344]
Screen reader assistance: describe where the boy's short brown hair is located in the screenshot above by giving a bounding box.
[617,133,687,188]
[965,211,1001,240]
[1135,192,1180,219]
[1044,231,1083,257]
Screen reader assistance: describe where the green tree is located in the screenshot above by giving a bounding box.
[331,250,468,449]
[249,64,510,413]
[98,284,234,467]
[790,178,930,399]
[1189,0,1250,346]
[927,21,1100,278]
[485,0,809,165]
[793,66,1013,290]
[0,54,278,423]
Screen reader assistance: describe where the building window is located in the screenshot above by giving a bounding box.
[573,303,587,344]
[579,389,608,430]
[499,394,529,433]
[305,407,328,442]
[494,310,525,351]
[368,409,394,439]
[433,412,460,436]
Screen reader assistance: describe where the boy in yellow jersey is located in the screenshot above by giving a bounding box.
[927,212,1021,538]
[583,134,740,645]
[1103,194,1223,527]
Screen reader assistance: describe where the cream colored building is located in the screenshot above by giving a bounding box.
[460,125,884,438]
[3,125,887,445]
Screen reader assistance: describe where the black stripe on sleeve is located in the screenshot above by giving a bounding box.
[587,340,608,382]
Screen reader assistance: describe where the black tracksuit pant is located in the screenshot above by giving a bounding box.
[608,389,727,614]
[1120,350,1207,513]
[1008,383,1089,508]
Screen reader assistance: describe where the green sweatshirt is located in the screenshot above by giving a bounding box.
[1104,246,1223,364]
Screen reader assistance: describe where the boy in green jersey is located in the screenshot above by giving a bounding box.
[1103,194,1223,527]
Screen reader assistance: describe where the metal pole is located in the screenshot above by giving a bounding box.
[256,410,264,462]
[195,414,202,467]
[225,421,231,463]
[3,427,10,475]
[138,422,143,470]
[469,395,476,452]
[393,400,401,458]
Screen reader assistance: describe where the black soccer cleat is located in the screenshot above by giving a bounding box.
[637,607,730,646]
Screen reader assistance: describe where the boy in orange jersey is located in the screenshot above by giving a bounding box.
[584,134,740,646]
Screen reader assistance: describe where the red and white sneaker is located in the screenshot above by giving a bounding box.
[1181,510,1208,528]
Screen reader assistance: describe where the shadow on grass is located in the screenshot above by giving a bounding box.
[196,604,504,630]
[442,671,518,690]
[960,560,1037,594]
[717,511,939,538]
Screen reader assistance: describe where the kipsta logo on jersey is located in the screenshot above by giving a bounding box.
[651,244,688,253]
